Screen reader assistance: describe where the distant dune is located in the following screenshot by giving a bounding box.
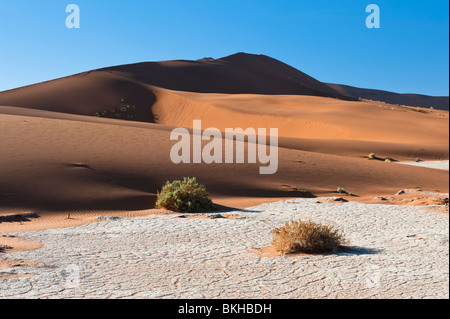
[0,53,448,214]
[0,53,355,118]
[100,53,353,98]
[151,88,449,144]
[327,83,449,110]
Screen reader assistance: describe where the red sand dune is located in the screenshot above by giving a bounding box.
[327,83,449,111]
[0,53,354,118]
[0,53,448,219]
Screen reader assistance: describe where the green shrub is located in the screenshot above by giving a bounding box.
[368,153,376,160]
[93,103,136,120]
[155,177,214,213]
[293,188,315,198]
[385,156,393,162]
[282,185,315,198]
[337,187,348,194]
[272,219,347,255]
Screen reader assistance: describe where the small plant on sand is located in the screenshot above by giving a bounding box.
[282,185,315,198]
[368,153,376,160]
[93,104,136,120]
[336,187,357,196]
[415,158,422,162]
[156,177,214,213]
[0,245,12,253]
[385,156,393,162]
[272,219,347,255]
[414,107,427,113]
[294,188,315,198]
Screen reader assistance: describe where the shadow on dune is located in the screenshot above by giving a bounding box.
[360,156,398,162]
[0,212,40,223]
[0,193,156,212]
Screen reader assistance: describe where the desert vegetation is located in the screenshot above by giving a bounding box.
[368,153,396,163]
[336,187,357,196]
[282,185,315,198]
[272,219,347,255]
[155,177,215,213]
[94,103,136,120]
[0,245,12,253]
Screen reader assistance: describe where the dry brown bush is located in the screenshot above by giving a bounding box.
[272,219,347,255]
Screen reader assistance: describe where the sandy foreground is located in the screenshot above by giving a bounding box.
[0,199,448,299]
[1,162,448,299]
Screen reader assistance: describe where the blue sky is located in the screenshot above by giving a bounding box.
[0,0,448,95]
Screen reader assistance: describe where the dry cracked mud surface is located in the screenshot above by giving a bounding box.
[1,198,448,299]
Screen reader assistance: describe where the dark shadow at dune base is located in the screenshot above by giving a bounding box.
[0,195,157,212]
[0,212,40,224]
